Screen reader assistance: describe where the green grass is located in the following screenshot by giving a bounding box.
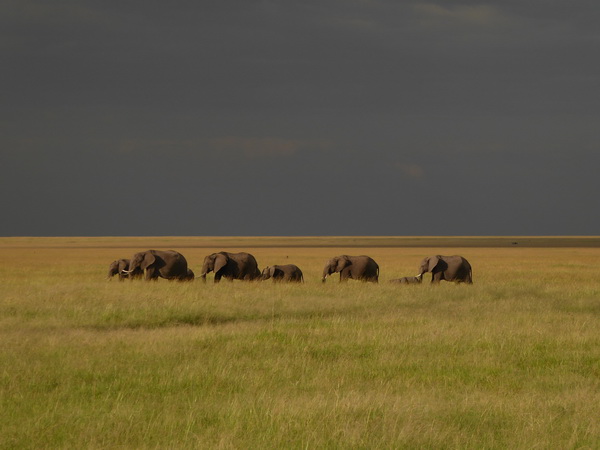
[1,238,600,448]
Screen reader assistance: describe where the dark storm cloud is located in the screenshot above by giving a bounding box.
[1,1,599,235]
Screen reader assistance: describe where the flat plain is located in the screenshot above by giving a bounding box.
[1,237,599,448]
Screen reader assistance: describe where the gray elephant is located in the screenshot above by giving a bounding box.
[182,268,195,281]
[121,249,192,281]
[390,276,422,284]
[261,264,304,282]
[322,255,379,283]
[417,255,473,284]
[200,251,260,283]
[107,259,142,281]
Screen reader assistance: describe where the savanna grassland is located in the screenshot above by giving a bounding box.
[1,237,600,449]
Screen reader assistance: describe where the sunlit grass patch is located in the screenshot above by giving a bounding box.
[1,238,600,447]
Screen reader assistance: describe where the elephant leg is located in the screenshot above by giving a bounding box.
[431,272,442,283]
[458,274,472,284]
[340,267,352,281]
[149,268,161,280]
[460,267,473,284]
[363,270,377,282]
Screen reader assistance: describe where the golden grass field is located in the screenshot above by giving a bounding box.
[1,236,599,448]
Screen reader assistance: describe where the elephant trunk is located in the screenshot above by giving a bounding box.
[200,261,212,279]
[200,273,207,283]
[322,264,332,282]
[416,264,427,278]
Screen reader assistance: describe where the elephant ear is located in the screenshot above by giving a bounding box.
[269,266,278,278]
[213,253,228,273]
[336,256,350,272]
[428,256,441,272]
[140,252,156,270]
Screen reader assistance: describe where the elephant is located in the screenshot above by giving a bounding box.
[260,264,304,282]
[200,251,260,282]
[390,276,422,284]
[107,259,142,281]
[416,255,473,284]
[182,268,195,281]
[322,255,379,283]
[121,249,192,281]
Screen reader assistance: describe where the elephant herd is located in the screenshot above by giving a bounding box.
[108,250,473,284]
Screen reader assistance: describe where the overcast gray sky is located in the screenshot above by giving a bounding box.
[2,1,599,236]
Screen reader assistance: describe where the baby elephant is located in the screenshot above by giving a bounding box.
[261,264,304,282]
[107,259,143,281]
[390,276,422,284]
[182,268,195,281]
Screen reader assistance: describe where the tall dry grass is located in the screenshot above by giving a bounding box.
[1,238,599,448]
